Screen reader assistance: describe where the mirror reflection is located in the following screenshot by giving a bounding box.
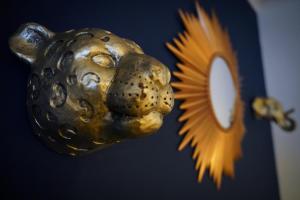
[209,56,236,129]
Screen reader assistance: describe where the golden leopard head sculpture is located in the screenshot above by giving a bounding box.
[9,23,174,156]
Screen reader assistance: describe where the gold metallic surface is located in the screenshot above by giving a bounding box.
[252,97,296,132]
[167,2,245,188]
[9,23,174,156]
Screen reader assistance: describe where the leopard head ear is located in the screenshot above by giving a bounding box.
[9,23,54,64]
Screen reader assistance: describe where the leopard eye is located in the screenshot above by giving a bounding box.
[92,53,115,68]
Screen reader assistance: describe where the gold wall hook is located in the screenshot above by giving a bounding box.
[252,97,296,132]
[9,23,174,156]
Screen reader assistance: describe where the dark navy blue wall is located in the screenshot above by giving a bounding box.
[0,0,279,199]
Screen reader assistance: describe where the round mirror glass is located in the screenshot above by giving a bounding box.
[209,56,236,129]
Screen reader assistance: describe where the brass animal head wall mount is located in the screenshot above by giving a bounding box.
[252,97,296,132]
[9,23,174,156]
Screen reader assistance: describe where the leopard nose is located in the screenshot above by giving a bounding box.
[149,61,171,87]
[158,85,174,114]
[107,54,165,116]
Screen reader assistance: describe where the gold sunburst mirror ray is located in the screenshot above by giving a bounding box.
[167,2,245,188]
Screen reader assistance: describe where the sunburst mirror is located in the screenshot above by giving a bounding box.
[167,2,245,188]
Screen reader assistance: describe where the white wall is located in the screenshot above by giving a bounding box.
[249,1,300,200]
